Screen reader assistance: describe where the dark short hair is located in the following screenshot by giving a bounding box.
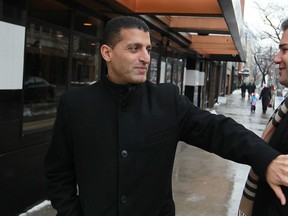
[281,18,288,31]
[103,16,150,48]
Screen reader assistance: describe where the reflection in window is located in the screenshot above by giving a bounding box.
[172,62,178,85]
[28,0,71,28]
[23,22,68,132]
[74,12,103,38]
[147,52,159,84]
[175,60,184,92]
[165,58,173,83]
[71,36,101,88]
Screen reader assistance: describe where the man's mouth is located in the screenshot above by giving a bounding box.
[135,66,147,73]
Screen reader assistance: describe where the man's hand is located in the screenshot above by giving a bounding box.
[266,155,288,205]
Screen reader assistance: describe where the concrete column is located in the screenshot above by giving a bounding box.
[208,62,217,108]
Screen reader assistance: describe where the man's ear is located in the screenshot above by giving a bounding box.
[100,44,112,62]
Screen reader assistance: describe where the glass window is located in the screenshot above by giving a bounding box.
[23,22,69,132]
[74,12,103,38]
[147,52,159,84]
[28,0,71,28]
[165,57,173,83]
[71,36,101,88]
[2,0,26,25]
[172,61,178,85]
[23,1,104,133]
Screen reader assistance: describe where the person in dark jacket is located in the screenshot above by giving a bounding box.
[252,82,256,93]
[259,84,272,113]
[45,16,288,216]
[240,82,247,97]
[251,17,288,216]
[247,82,253,97]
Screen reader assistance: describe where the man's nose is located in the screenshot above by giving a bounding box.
[274,51,282,64]
[139,49,150,64]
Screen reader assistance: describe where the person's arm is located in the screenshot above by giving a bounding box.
[175,92,277,176]
[45,95,83,216]
[175,87,288,202]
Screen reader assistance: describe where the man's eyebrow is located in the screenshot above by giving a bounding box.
[279,43,288,49]
[126,43,152,49]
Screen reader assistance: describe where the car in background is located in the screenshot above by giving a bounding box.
[24,76,56,102]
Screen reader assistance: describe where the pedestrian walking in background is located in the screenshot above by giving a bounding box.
[259,84,272,113]
[247,82,253,98]
[45,16,288,216]
[250,93,257,113]
[240,82,247,97]
[239,17,288,216]
[252,82,256,93]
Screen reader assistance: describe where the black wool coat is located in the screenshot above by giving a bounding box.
[45,76,279,216]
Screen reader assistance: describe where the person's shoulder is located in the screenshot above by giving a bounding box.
[63,81,102,99]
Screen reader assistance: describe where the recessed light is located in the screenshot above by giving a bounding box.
[83,23,92,26]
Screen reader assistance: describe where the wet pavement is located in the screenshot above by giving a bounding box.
[20,89,274,216]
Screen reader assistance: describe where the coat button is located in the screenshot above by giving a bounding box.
[121,150,128,158]
[119,89,126,97]
[120,195,127,204]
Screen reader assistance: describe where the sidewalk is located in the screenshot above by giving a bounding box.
[19,89,274,216]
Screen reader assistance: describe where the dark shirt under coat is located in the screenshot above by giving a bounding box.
[45,76,280,216]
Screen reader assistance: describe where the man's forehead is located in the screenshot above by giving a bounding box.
[280,29,288,42]
[120,29,151,44]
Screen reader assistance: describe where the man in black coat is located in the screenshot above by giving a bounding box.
[45,16,288,216]
[251,18,288,216]
[247,82,253,97]
[240,82,247,97]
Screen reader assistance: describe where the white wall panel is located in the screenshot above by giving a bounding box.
[0,21,25,89]
[185,69,205,86]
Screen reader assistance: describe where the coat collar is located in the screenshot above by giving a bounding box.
[101,75,142,102]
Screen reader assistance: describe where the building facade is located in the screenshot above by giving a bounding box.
[0,0,246,214]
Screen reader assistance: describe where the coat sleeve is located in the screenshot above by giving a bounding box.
[45,95,83,216]
[174,87,280,179]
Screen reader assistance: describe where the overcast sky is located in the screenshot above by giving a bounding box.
[244,0,267,29]
[244,0,288,28]
[243,0,288,48]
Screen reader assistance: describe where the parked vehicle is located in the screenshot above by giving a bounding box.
[24,76,56,102]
